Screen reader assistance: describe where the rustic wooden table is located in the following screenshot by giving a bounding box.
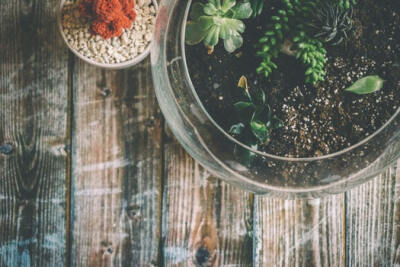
[1,1,400,266]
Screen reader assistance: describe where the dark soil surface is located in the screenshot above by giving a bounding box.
[186,0,400,159]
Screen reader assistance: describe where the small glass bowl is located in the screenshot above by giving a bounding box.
[57,0,158,69]
[151,0,400,198]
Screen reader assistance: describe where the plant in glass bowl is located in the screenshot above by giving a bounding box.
[151,0,400,198]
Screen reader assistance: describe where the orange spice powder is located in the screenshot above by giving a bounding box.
[79,0,136,39]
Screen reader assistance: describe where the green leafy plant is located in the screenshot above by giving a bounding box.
[345,75,384,95]
[309,2,353,46]
[185,0,253,54]
[229,76,283,166]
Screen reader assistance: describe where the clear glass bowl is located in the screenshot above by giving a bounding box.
[150,0,400,198]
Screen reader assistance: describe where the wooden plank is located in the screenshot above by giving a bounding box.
[162,141,253,266]
[345,160,400,266]
[254,195,345,266]
[70,58,163,266]
[0,0,69,266]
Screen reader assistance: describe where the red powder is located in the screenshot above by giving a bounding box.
[79,0,136,39]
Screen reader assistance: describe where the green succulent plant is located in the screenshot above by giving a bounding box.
[293,31,327,84]
[256,8,291,77]
[309,2,353,46]
[185,0,253,53]
[257,0,346,85]
[229,76,283,166]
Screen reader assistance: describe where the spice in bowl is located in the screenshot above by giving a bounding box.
[61,0,156,65]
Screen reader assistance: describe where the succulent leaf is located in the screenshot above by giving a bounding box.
[231,2,253,19]
[221,0,236,13]
[186,0,251,53]
[250,120,269,143]
[345,75,384,95]
[190,2,205,19]
[224,33,243,52]
[185,20,209,45]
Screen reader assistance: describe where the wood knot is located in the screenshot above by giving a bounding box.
[126,204,141,221]
[145,116,156,128]
[98,87,111,97]
[0,143,13,155]
[195,247,210,266]
[100,241,113,254]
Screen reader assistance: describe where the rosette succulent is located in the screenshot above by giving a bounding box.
[309,2,353,46]
[185,0,253,53]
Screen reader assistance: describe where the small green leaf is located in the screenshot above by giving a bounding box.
[224,33,243,53]
[233,101,255,111]
[211,0,221,9]
[250,120,268,143]
[204,25,220,47]
[221,0,236,13]
[223,18,245,33]
[345,75,384,95]
[233,132,258,167]
[190,2,205,20]
[185,21,208,45]
[229,123,245,135]
[232,2,252,19]
[204,3,218,15]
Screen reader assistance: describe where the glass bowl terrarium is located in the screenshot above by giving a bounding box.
[151,0,400,198]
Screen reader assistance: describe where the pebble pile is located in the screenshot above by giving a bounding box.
[61,0,156,64]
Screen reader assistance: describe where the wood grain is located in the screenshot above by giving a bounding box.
[254,195,345,266]
[162,141,253,266]
[0,0,69,266]
[70,59,163,266]
[345,160,400,266]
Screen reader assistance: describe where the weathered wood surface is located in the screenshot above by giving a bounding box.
[70,58,163,266]
[0,0,69,266]
[346,161,400,267]
[254,195,345,266]
[162,141,253,266]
